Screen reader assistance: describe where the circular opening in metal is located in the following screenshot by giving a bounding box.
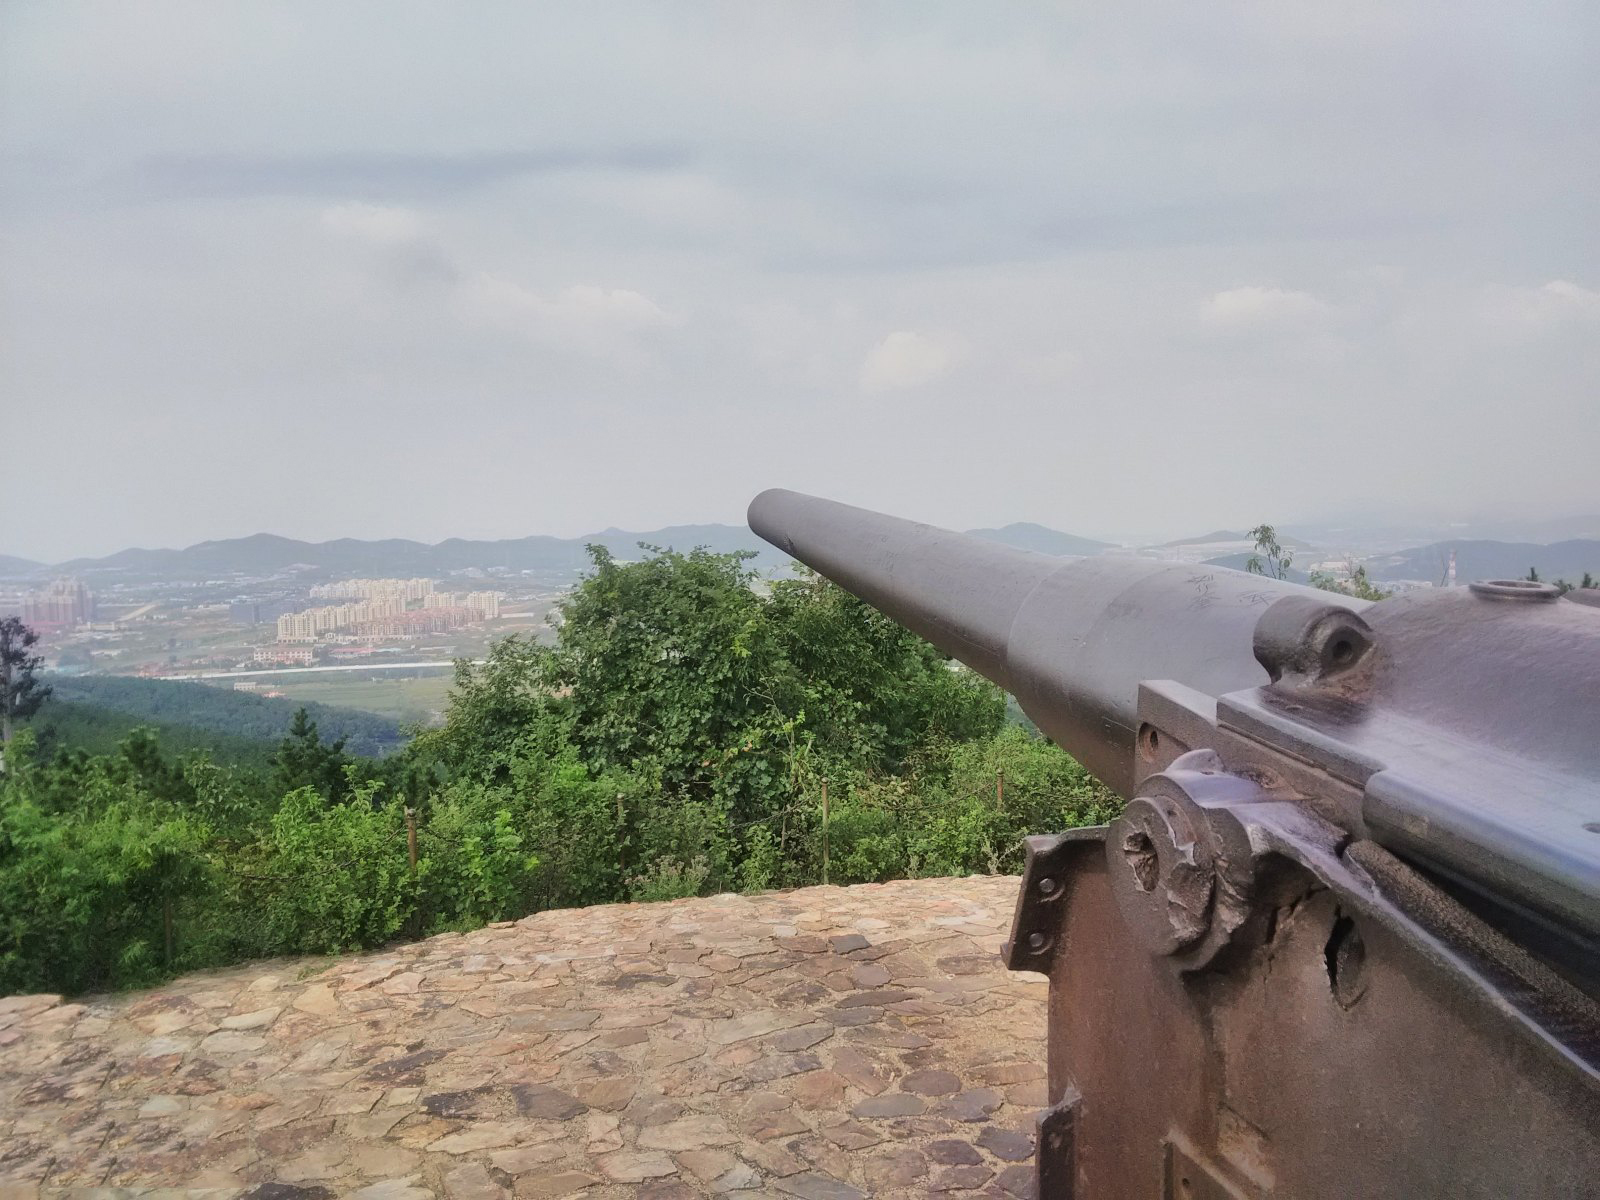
[1328,637,1355,665]
[1469,579,1561,601]
[1123,831,1159,892]
[1138,724,1161,761]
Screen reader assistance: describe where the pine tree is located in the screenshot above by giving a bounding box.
[1,617,51,764]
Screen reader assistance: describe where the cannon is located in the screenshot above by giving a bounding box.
[748,488,1600,1199]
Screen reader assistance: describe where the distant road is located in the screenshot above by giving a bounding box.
[158,660,482,681]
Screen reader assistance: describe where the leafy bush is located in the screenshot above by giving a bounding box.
[3,551,1117,998]
[416,783,539,932]
[254,783,415,954]
[627,854,711,903]
[0,737,214,994]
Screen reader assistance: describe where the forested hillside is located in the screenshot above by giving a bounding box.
[0,547,1117,998]
[42,675,406,758]
[27,701,284,766]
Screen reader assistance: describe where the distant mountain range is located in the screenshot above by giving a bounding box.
[0,554,45,576]
[1161,529,1315,551]
[965,523,1114,557]
[1364,540,1600,584]
[6,520,1597,587]
[3,519,1118,581]
[1196,540,1600,585]
[9,525,783,580]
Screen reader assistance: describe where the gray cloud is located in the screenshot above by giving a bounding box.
[1,2,1596,560]
[106,146,695,202]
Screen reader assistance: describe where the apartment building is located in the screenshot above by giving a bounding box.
[309,577,436,602]
[22,578,95,628]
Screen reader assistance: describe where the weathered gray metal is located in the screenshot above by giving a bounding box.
[749,488,1600,1199]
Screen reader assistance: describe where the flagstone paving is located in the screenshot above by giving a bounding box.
[0,876,1048,1199]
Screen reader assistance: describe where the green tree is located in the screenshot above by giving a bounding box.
[272,708,352,801]
[415,544,1008,899]
[1309,561,1388,601]
[1245,525,1294,580]
[1,618,51,760]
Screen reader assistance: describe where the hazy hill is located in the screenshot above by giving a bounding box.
[1161,529,1246,547]
[1365,539,1600,584]
[967,522,1114,557]
[1163,530,1315,551]
[40,676,408,758]
[41,524,787,578]
[28,521,1597,585]
[1199,553,1311,583]
[33,520,1119,578]
[0,554,45,578]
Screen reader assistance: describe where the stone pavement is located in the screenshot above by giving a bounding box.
[0,876,1049,1199]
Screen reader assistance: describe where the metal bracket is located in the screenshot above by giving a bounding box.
[1006,830,1105,973]
[1035,1091,1080,1199]
[1166,1138,1259,1200]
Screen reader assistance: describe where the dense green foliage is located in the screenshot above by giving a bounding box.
[1,547,1116,997]
[1309,562,1389,600]
[42,675,407,758]
[26,700,286,766]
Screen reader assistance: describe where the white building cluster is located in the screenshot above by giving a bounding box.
[276,596,407,641]
[309,577,436,603]
[274,582,502,643]
[423,591,501,619]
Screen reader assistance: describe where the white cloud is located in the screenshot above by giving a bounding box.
[1479,280,1600,328]
[452,274,672,345]
[318,204,675,349]
[1199,286,1331,332]
[319,202,424,245]
[859,330,957,393]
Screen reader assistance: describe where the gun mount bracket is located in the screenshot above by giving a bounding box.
[1006,831,1103,973]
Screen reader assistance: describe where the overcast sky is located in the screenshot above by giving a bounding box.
[3,3,1597,561]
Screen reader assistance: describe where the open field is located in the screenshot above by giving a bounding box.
[258,673,456,725]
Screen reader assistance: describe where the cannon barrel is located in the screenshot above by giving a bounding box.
[749,486,1600,1197]
[749,487,1363,796]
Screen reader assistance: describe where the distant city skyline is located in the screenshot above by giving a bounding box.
[3,4,1596,563]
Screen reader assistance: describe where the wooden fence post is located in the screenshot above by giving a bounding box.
[405,807,418,878]
[821,776,830,886]
[997,766,1005,813]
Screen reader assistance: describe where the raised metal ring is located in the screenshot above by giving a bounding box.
[1468,579,1561,601]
